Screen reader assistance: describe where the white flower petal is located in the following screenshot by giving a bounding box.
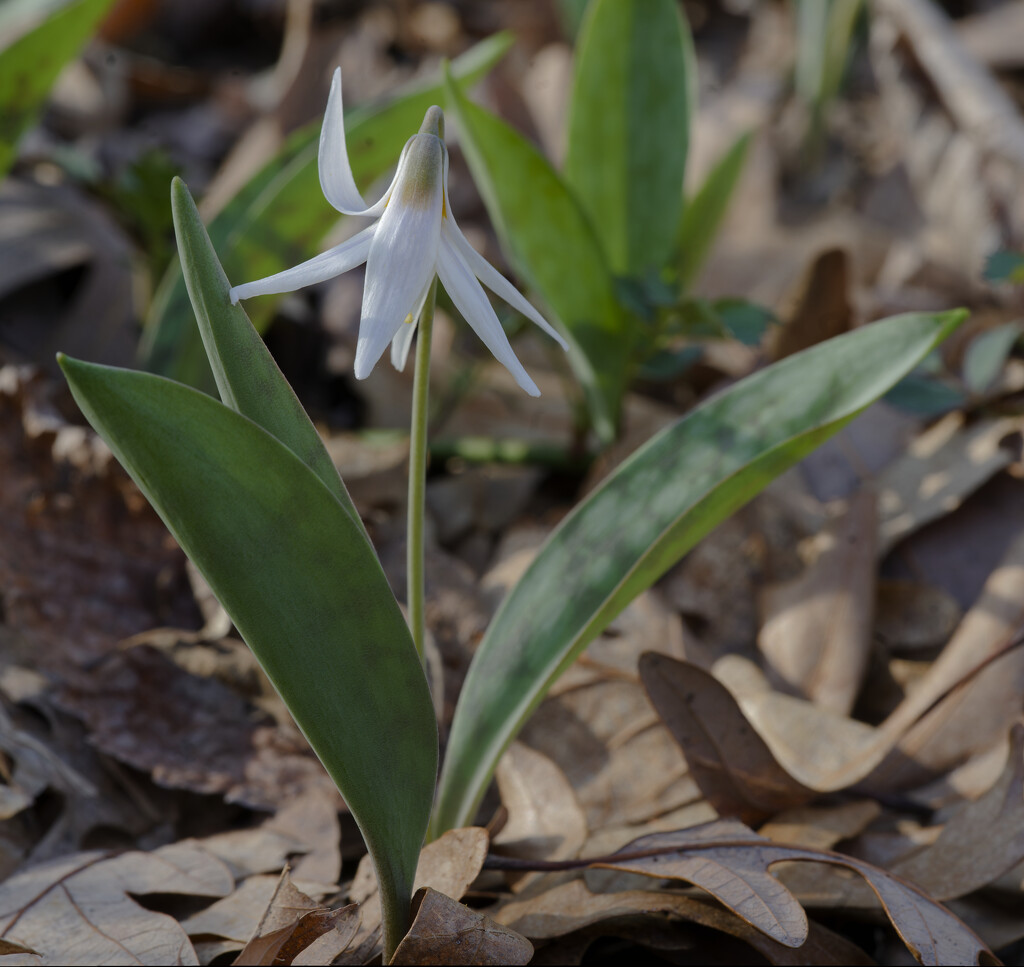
[436,231,540,397]
[390,279,433,371]
[354,135,445,380]
[390,317,417,371]
[229,224,375,303]
[442,215,568,351]
[318,68,390,217]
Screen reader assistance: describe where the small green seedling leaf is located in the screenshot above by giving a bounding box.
[443,65,628,444]
[676,132,752,291]
[714,298,776,346]
[141,33,513,388]
[984,250,1024,285]
[884,371,966,416]
[432,309,967,834]
[59,356,437,955]
[0,0,115,178]
[964,322,1022,395]
[564,0,695,277]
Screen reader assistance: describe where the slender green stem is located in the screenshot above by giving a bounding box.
[407,279,437,667]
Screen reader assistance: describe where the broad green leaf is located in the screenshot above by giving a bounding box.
[0,0,115,178]
[169,176,366,538]
[443,66,628,444]
[140,33,513,388]
[432,310,967,834]
[564,0,695,276]
[59,356,436,953]
[676,132,752,291]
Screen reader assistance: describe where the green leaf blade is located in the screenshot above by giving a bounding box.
[59,356,437,946]
[443,68,628,443]
[432,310,967,834]
[0,0,116,178]
[169,176,365,536]
[564,0,695,276]
[677,132,752,292]
[140,34,513,388]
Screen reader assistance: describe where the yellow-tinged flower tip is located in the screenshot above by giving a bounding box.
[228,68,567,397]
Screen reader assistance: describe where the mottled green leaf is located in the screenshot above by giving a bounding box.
[59,356,436,954]
[432,310,967,833]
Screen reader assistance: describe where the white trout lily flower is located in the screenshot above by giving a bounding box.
[229,68,567,396]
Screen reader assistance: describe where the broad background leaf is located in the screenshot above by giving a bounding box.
[59,357,437,948]
[443,67,628,444]
[0,0,116,178]
[140,33,512,389]
[564,0,695,277]
[431,310,967,833]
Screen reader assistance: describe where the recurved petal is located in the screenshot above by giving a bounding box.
[354,135,445,380]
[390,317,418,372]
[390,279,433,371]
[319,68,390,217]
[442,216,568,350]
[436,231,540,397]
[229,224,375,303]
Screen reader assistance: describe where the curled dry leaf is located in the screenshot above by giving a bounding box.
[389,888,533,966]
[0,699,96,822]
[182,875,283,947]
[758,491,877,714]
[493,742,587,892]
[57,645,339,810]
[495,879,873,966]
[868,528,1024,790]
[0,843,233,966]
[876,414,1021,557]
[519,679,693,829]
[233,869,359,966]
[197,828,310,882]
[597,819,810,948]
[758,800,882,852]
[639,653,825,819]
[889,724,1024,901]
[262,789,342,886]
[348,827,490,955]
[598,819,996,966]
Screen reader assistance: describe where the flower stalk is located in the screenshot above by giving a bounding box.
[407,278,437,666]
